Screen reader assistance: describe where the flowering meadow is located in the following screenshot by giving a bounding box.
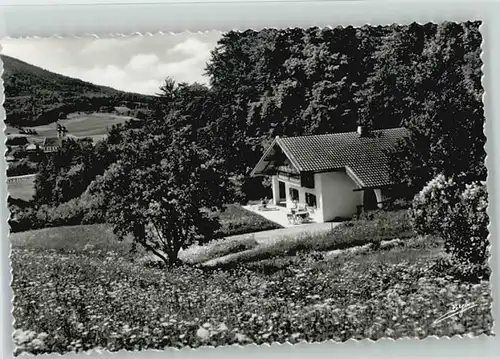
[12,238,492,355]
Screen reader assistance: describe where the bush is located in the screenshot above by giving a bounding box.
[9,205,38,233]
[7,159,38,177]
[442,182,489,267]
[409,174,461,235]
[432,254,491,283]
[9,193,107,233]
[46,199,86,227]
[409,175,489,277]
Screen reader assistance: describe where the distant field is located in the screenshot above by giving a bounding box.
[7,176,36,201]
[5,112,135,142]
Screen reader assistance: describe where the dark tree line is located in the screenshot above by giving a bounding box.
[204,21,485,195]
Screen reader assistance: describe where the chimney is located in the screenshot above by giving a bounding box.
[357,125,367,137]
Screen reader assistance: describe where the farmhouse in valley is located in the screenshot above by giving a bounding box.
[250,126,410,223]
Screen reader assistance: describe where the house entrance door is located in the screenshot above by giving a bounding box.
[363,189,378,211]
[278,181,286,204]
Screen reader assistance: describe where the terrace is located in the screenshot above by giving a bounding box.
[242,202,319,228]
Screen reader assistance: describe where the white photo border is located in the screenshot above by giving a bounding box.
[0,0,497,358]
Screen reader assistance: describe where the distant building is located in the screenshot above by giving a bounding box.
[250,126,410,222]
[37,122,68,153]
[25,143,39,153]
[41,137,63,153]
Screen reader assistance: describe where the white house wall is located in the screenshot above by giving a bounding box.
[270,174,324,223]
[271,175,280,205]
[374,189,383,208]
[318,171,362,221]
[271,172,363,223]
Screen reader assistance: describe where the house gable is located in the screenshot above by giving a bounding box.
[250,137,301,177]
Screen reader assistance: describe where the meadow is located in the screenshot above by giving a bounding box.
[5,112,134,142]
[216,204,282,237]
[7,176,36,201]
[10,210,493,355]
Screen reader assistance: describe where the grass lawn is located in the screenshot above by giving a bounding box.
[9,204,281,263]
[201,210,415,267]
[10,224,139,256]
[216,204,282,237]
[10,209,493,355]
[7,176,36,201]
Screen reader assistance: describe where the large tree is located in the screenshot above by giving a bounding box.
[87,112,230,265]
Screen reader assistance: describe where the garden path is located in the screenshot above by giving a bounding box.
[232,222,340,246]
[189,221,341,267]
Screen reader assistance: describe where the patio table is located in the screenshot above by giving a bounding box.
[287,210,310,225]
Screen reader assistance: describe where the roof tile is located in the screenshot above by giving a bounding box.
[276,127,410,188]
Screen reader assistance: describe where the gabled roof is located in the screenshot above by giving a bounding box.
[251,127,410,189]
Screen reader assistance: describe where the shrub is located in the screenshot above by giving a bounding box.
[409,174,461,235]
[9,205,38,233]
[384,198,412,211]
[8,193,107,233]
[7,159,38,177]
[409,175,489,278]
[442,182,489,267]
[432,254,491,283]
[46,198,86,227]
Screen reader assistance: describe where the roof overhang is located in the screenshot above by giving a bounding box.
[345,166,365,189]
[250,137,302,177]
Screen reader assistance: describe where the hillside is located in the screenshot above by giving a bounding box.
[1,54,155,126]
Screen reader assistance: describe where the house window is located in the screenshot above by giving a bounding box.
[305,192,317,208]
[289,187,299,201]
[301,172,315,189]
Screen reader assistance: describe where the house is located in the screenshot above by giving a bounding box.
[25,143,39,153]
[250,126,410,223]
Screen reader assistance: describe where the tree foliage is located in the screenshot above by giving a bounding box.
[33,138,116,206]
[385,22,485,190]
[87,112,230,265]
[204,22,485,197]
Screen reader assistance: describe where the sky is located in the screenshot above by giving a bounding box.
[0,32,223,95]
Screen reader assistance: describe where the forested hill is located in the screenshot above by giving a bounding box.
[204,21,484,185]
[1,54,155,126]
